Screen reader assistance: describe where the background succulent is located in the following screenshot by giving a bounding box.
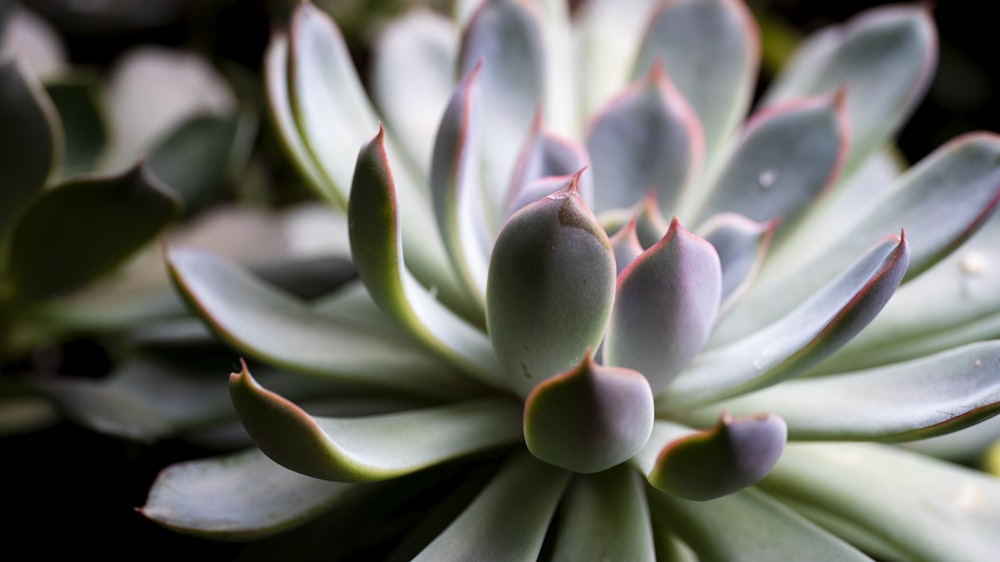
[131,0,1000,559]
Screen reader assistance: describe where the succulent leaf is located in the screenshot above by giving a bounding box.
[44,75,107,176]
[166,247,470,398]
[140,448,357,540]
[646,486,870,560]
[507,110,593,217]
[586,63,702,217]
[0,59,60,241]
[412,451,571,561]
[690,341,1000,442]
[550,465,656,562]
[632,0,758,164]
[486,175,617,395]
[604,217,721,393]
[349,129,506,387]
[230,364,522,482]
[523,352,654,473]
[763,4,936,175]
[608,217,644,274]
[760,443,1000,560]
[663,233,908,408]
[639,415,786,501]
[697,212,776,314]
[6,164,180,300]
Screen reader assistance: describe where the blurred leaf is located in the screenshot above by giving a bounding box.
[44,74,108,176]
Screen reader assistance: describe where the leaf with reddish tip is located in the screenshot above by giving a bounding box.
[458,0,545,220]
[636,415,787,501]
[430,64,490,303]
[412,451,571,562]
[550,465,656,562]
[507,111,593,218]
[687,341,1000,442]
[604,217,721,394]
[632,0,758,164]
[486,177,617,396]
[609,217,644,274]
[523,353,654,473]
[586,64,702,216]
[662,233,908,409]
[349,130,506,388]
[371,7,458,178]
[230,365,522,482]
[140,448,357,540]
[763,4,936,175]
[692,94,846,227]
[697,212,776,314]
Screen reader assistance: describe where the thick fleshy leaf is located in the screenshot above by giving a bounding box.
[697,212,776,314]
[535,0,575,136]
[349,130,505,388]
[412,451,571,562]
[166,246,470,398]
[458,0,545,220]
[763,4,935,175]
[430,64,490,302]
[6,163,179,300]
[551,465,656,562]
[230,365,521,482]
[371,7,458,177]
[759,442,1000,560]
[632,0,758,162]
[523,353,654,473]
[660,233,908,409]
[692,94,846,227]
[507,110,593,217]
[486,176,616,396]
[609,217,644,274]
[646,486,870,560]
[586,64,702,216]
[140,448,357,539]
[0,58,59,240]
[636,416,786,501]
[729,133,1000,343]
[44,75,107,176]
[688,341,1000,442]
[604,217,721,393]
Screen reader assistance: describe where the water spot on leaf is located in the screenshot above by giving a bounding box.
[960,250,988,276]
[757,169,777,189]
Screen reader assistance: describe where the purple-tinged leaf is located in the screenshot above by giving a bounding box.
[371,7,458,178]
[604,217,721,394]
[692,93,847,228]
[349,129,506,388]
[697,212,777,314]
[458,0,545,221]
[632,0,758,163]
[550,465,656,561]
[486,175,616,396]
[140,448,357,540]
[412,451,570,561]
[609,217,644,275]
[586,63,702,216]
[507,110,593,218]
[230,364,522,482]
[523,352,654,474]
[689,341,1000,442]
[763,4,936,175]
[430,64,490,303]
[640,414,786,500]
[662,233,908,409]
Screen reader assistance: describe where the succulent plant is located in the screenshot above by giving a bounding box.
[143,0,1000,559]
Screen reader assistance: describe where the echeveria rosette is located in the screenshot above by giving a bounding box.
[144,0,1000,559]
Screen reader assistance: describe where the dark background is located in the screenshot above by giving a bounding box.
[2,0,997,559]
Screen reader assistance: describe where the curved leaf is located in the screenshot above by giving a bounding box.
[44,74,107,176]
[523,352,654,474]
[230,365,522,482]
[697,212,776,314]
[609,217,644,274]
[7,163,179,300]
[604,217,721,393]
[412,451,571,562]
[689,341,1000,442]
[486,175,616,396]
[140,448,357,540]
[166,246,470,398]
[661,233,908,409]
